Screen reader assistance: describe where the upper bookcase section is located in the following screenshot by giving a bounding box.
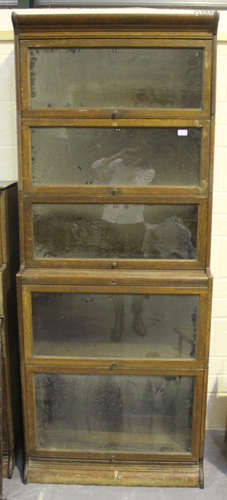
[12,10,218,119]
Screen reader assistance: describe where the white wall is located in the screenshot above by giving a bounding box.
[208,31,227,429]
[0,7,227,429]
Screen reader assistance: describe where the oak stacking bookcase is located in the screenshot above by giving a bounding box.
[13,10,218,487]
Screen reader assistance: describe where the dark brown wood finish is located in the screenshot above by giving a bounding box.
[13,10,218,487]
[17,268,210,287]
[0,184,20,479]
[11,11,219,35]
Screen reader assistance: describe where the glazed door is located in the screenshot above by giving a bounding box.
[22,195,207,269]
[20,39,212,118]
[21,120,209,195]
[21,283,209,367]
[26,367,204,462]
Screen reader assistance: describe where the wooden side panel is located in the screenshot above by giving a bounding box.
[0,185,21,479]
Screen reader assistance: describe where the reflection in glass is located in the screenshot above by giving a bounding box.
[35,373,194,453]
[31,127,201,186]
[33,203,197,260]
[32,293,198,359]
[30,48,203,109]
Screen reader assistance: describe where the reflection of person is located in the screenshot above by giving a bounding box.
[92,148,156,186]
[142,216,195,259]
[93,149,154,342]
[111,295,146,342]
[92,148,156,256]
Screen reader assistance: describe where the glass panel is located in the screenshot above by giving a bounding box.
[31,127,201,187]
[32,293,198,359]
[0,1,17,5]
[30,48,203,109]
[35,373,194,453]
[33,203,197,260]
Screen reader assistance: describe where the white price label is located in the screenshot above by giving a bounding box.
[177,129,188,137]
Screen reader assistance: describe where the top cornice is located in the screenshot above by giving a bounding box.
[12,9,219,36]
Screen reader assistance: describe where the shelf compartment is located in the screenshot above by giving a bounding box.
[21,194,207,269]
[20,279,211,365]
[18,38,212,119]
[24,365,204,463]
[21,119,210,194]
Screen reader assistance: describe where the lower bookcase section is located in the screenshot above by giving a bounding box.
[17,269,211,486]
[26,457,203,487]
[23,365,205,479]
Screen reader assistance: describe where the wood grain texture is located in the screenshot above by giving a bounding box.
[12,11,219,36]
[27,457,201,487]
[18,268,210,286]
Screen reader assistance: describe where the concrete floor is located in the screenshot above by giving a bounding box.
[3,431,227,500]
